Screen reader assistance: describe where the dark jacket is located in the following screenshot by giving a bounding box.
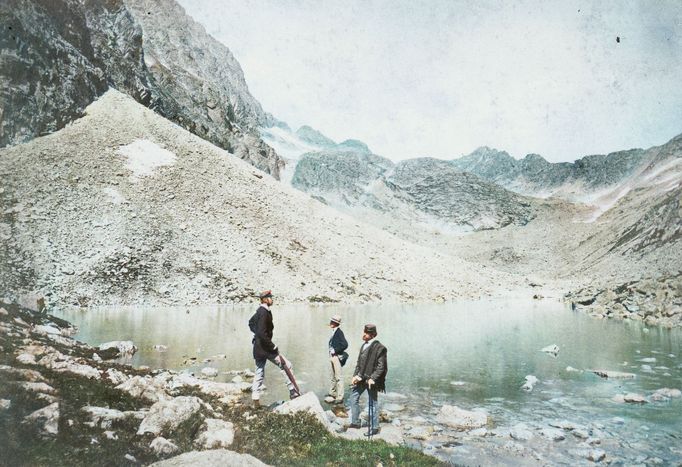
[249,305,278,360]
[329,327,348,356]
[353,340,388,392]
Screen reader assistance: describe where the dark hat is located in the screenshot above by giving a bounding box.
[330,315,342,325]
[363,324,377,335]
[259,290,273,299]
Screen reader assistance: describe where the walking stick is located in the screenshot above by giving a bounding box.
[278,354,301,396]
[367,389,374,439]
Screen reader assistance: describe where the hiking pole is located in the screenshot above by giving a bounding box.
[367,389,374,439]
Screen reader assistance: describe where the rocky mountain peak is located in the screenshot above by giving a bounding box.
[295,125,336,147]
[337,139,371,154]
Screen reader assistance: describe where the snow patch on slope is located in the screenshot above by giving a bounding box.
[117,139,177,178]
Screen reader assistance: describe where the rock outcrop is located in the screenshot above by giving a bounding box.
[567,273,682,328]
[0,0,284,178]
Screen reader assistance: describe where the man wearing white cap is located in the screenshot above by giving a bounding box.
[324,315,348,404]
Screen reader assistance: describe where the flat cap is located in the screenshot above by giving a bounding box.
[259,290,273,299]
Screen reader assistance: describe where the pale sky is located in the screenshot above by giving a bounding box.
[179,0,682,162]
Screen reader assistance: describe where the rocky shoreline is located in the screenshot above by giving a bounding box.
[566,273,682,328]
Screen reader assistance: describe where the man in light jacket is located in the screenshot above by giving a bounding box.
[324,315,348,404]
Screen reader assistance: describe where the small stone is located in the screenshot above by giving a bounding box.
[503,441,525,453]
[573,429,589,439]
[541,344,560,356]
[539,427,565,441]
[137,396,203,436]
[0,399,11,410]
[521,375,538,391]
[587,449,606,462]
[650,388,682,401]
[201,367,218,378]
[194,419,235,449]
[623,393,647,404]
[510,423,534,441]
[98,340,137,357]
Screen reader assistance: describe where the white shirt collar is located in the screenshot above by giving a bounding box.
[362,337,376,350]
[260,303,270,311]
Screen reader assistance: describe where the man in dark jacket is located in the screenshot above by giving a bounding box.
[349,324,387,435]
[324,315,348,404]
[249,290,300,407]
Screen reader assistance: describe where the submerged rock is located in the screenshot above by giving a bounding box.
[541,344,560,356]
[509,423,534,441]
[383,403,406,412]
[650,388,682,401]
[613,393,647,404]
[435,405,488,430]
[0,399,11,410]
[589,369,636,379]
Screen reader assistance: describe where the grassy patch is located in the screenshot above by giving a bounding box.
[230,407,443,466]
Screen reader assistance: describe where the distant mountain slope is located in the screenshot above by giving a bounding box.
[0,90,515,306]
[0,0,283,177]
[292,152,536,232]
[451,147,646,200]
[451,146,648,199]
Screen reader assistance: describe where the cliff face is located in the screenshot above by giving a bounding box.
[0,0,283,178]
[0,0,150,145]
[123,0,284,178]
